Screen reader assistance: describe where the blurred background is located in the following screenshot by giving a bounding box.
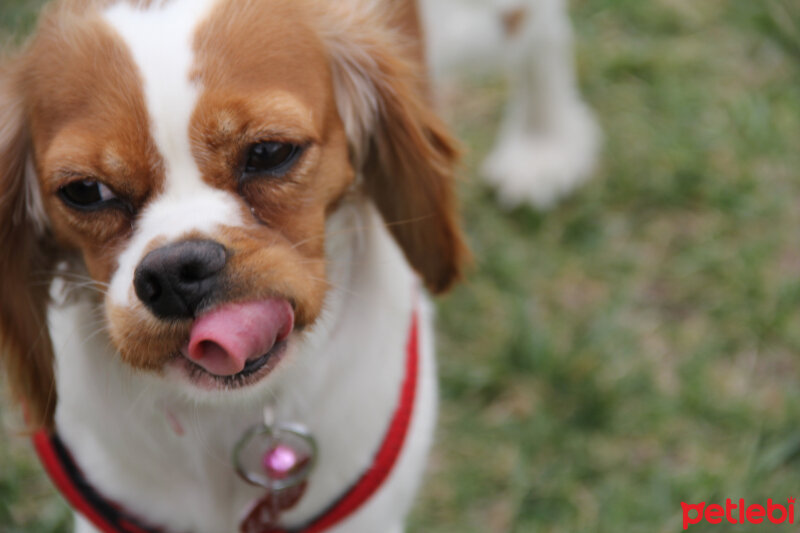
[2,1,800,531]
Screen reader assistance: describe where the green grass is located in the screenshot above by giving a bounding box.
[3,0,800,532]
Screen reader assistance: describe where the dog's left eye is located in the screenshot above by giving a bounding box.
[58,180,119,210]
[243,142,302,178]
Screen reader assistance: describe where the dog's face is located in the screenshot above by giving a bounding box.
[0,0,467,428]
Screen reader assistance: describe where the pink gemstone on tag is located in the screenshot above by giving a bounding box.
[263,445,300,479]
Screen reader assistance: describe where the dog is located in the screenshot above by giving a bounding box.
[0,1,469,532]
[422,0,601,209]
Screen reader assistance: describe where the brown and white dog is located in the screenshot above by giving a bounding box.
[0,1,468,532]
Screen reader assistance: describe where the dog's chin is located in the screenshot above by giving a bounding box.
[172,340,289,390]
[158,335,298,403]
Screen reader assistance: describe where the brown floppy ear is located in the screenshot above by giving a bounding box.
[0,58,57,429]
[323,3,470,294]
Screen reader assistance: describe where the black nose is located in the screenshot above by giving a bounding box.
[133,240,227,319]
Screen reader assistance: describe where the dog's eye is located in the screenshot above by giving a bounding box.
[243,142,302,178]
[58,180,119,210]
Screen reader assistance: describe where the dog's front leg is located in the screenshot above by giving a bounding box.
[482,0,601,209]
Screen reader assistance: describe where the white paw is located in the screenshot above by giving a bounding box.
[482,101,601,210]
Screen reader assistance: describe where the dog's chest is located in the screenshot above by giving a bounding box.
[50,208,438,533]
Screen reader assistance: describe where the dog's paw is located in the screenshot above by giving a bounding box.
[482,101,601,210]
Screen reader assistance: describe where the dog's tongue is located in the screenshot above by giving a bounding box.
[187,300,294,376]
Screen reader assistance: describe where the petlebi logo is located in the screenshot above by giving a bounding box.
[682,499,797,530]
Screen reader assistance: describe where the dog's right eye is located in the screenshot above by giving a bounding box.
[58,180,121,211]
[242,142,303,179]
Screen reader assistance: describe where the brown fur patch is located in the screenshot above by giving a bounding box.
[392,0,427,70]
[191,0,352,313]
[0,2,162,427]
[25,8,165,284]
[0,59,57,429]
[502,6,528,38]
[319,3,470,293]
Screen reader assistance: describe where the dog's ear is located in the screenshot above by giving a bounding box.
[324,4,470,294]
[0,58,57,430]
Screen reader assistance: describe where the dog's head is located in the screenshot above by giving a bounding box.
[0,0,467,429]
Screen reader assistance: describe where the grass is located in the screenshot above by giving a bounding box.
[2,0,800,532]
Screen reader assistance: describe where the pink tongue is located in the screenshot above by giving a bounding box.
[187,300,294,376]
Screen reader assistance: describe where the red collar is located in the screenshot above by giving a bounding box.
[32,310,420,533]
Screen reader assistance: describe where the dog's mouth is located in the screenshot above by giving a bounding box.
[173,299,295,389]
[180,340,290,389]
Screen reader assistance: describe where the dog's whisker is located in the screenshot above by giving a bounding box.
[189,401,231,467]
[124,373,155,420]
[289,212,440,253]
[305,275,364,299]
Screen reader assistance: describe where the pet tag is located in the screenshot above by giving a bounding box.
[234,408,317,532]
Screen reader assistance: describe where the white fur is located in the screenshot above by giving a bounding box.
[104,0,244,308]
[423,0,601,209]
[54,199,434,533]
[107,189,244,307]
